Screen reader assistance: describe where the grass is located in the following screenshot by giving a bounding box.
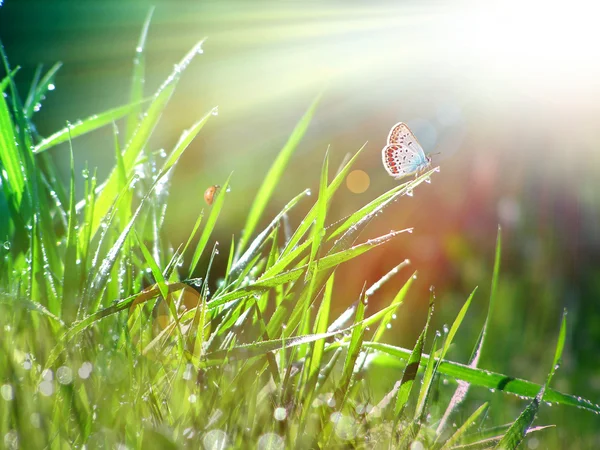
[1,18,599,450]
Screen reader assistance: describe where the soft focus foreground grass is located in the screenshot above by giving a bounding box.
[1,19,599,450]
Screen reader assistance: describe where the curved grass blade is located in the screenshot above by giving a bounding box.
[188,173,232,277]
[90,40,206,238]
[0,66,20,92]
[229,188,310,278]
[372,272,415,343]
[33,99,150,153]
[235,94,321,260]
[438,402,488,450]
[494,309,567,449]
[24,62,62,119]
[356,338,599,414]
[438,228,501,434]
[208,228,411,310]
[282,142,367,256]
[126,6,154,142]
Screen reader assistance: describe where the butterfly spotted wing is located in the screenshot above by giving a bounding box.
[382,122,431,179]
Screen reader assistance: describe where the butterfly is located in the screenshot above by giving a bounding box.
[382,122,432,179]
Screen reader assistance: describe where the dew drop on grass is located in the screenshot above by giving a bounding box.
[30,413,41,428]
[3,430,18,450]
[406,189,414,197]
[38,380,54,396]
[203,430,228,450]
[47,83,55,91]
[443,324,449,334]
[212,106,219,116]
[392,314,397,320]
[257,433,284,450]
[188,393,197,403]
[273,407,287,421]
[57,366,73,385]
[386,324,392,329]
[78,362,93,379]
[2,241,9,250]
[1,384,14,401]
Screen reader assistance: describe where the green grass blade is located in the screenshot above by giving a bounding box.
[371,272,415,343]
[90,40,205,238]
[33,99,150,153]
[0,83,25,204]
[282,142,366,256]
[334,287,365,407]
[305,148,329,282]
[210,228,411,311]
[394,299,434,419]
[235,95,321,260]
[439,402,488,450]
[24,62,62,118]
[494,310,567,450]
[126,6,154,142]
[229,188,310,278]
[441,287,478,360]
[61,133,80,323]
[0,66,20,92]
[358,339,599,414]
[188,174,232,277]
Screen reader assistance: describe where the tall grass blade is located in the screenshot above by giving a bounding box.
[235,95,320,259]
[494,309,567,449]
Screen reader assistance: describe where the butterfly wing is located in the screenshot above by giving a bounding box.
[383,123,430,179]
[382,143,429,178]
[387,122,419,146]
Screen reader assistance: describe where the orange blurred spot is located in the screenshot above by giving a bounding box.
[346,170,370,194]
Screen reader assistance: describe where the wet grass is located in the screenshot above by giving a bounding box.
[0,16,598,450]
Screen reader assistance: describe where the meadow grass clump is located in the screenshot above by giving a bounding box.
[0,15,598,450]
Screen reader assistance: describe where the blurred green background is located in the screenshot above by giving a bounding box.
[2,0,599,446]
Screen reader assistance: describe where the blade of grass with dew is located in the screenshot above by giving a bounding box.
[334,286,366,408]
[394,299,434,420]
[126,6,154,142]
[229,188,310,278]
[61,134,80,323]
[300,272,334,409]
[457,425,555,449]
[0,79,25,204]
[0,66,20,92]
[188,174,232,277]
[439,286,478,361]
[89,40,206,238]
[437,227,501,435]
[371,272,416,343]
[494,309,567,450]
[399,334,440,446]
[33,99,150,154]
[438,402,489,450]
[353,341,599,414]
[282,142,366,256]
[24,62,62,119]
[235,94,321,260]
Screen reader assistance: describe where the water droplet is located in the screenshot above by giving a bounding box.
[386,323,392,329]
[38,380,54,396]
[203,429,228,450]
[443,324,449,334]
[2,241,10,250]
[47,83,55,91]
[78,362,93,379]
[82,169,89,179]
[392,314,397,319]
[33,103,41,112]
[425,177,431,184]
[1,384,14,401]
[188,393,197,403]
[136,46,143,53]
[225,186,231,193]
[57,366,73,385]
[273,407,287,421]
[212,106,219,116]
[406,189,414,197]
[257,433,284,450]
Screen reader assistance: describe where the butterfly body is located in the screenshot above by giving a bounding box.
[382,122,432,179]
